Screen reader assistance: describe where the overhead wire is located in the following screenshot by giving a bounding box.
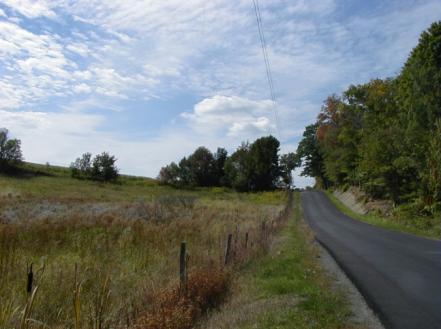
[252,0,281,140]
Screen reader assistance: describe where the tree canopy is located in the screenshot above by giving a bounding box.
[158,136,298,192]
[296,21,441,213]
[0,128,23,172]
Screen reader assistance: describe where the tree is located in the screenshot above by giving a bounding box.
[224,142,252,191]
[0,128,23,171]
[248,136,280,191]
[296,124,328,188]
[186,147,216,187]
[279,152,300,187]
[91,152,119,182]
[158,162,181,186]
[214,147,228,186]
[70,152,92,179]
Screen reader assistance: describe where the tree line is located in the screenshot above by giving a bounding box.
[158,135,298,192]
[0,129,119,182]
[296,21,441,213]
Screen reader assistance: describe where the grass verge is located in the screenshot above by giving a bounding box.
[325,191,440,239]
[197,192,359,329]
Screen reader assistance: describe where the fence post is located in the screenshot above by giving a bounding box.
[180,242,187,294]
[224,234,233,265]
[245,232,249,249]
[27,263,33,294]
[261,221,267,250]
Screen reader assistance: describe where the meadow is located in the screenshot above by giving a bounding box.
[0,164,289,329]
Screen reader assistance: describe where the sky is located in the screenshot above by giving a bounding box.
[0,0,440,187]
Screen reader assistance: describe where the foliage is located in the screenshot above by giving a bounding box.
[70,152,118,182]
[296,21,441,214]
[159,136,299,192]
[91,152,119,182]
[0,176,288,328]
[0,129,23,172]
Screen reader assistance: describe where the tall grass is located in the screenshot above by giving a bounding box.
[0,190,290,329]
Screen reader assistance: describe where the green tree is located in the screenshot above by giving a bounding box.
[296,124,328,188]
[0,128,23,171]
[248,135,280,191]
[91,152,119,182]
[70,152,92,179]
[224,142,252,191]
[279,152,300,187]
[187,147,216,186]
[158,162,181,186]
[214,147,228,186]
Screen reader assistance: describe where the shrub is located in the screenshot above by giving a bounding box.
[0,129,23,172]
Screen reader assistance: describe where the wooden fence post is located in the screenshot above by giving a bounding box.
[180,242,187,293]
[245,232,249,249]
[261,221,267,250]
[27,263,33,294]
[224,234,233,265]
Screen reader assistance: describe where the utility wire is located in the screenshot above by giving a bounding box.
[252,0,281,139]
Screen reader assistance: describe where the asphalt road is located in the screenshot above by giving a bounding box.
[301,190,441,329]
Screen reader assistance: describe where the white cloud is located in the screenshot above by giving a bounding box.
[73,83,91,94]
[182,95,277,138]
[1,0,56,18]
[0,0,439,186]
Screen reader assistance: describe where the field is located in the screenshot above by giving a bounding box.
[0,164,289,329]
[0,164,360,329]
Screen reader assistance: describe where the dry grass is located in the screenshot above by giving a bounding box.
[0,179,290,329]
[197,192,361,329]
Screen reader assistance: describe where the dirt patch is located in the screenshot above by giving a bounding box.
[333,187,393,216]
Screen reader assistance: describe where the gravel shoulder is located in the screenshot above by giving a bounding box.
[315,240,384,329]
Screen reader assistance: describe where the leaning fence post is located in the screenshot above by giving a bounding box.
[27,263,33,294]
[180,242,187,294]
[224,234,233,265]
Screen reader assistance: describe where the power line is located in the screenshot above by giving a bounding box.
[252,0,281,139]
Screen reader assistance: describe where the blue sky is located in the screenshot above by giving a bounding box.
[0,0,440,186]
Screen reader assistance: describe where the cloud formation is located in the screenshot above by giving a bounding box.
[0,0,440,186]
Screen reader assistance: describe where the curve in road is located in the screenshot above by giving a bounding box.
[301,190,441,329]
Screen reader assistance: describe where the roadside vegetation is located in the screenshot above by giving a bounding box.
[198,193,360,329]
[296,21,441,236]
[326,191,440,239]
[0,162,291,329]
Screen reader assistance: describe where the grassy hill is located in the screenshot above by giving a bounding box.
[0,163,360,329]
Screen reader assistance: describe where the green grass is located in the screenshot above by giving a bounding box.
[325,191,440,239]
[0,164,289,329]
[0,162,287,205]
[199,192,357,329]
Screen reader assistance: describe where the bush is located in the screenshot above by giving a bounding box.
[91,152,119,182]
[0,128,23,172]
[70,152,118,182]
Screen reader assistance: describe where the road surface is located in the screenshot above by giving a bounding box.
[301,190,441,329]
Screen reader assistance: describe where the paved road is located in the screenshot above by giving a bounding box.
[301,190,441,329]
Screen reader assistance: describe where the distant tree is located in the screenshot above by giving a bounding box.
[296,124,328,188]
[91,152,119,182]
[187,147,216,186]
[279,152,300,187]
[178,157,193,186]
[248,135,280,191]
[224,142,252,191]
[214,147,228,185]
[0,128,23,171]
[70,152,92,179]
[158,162,181,186]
